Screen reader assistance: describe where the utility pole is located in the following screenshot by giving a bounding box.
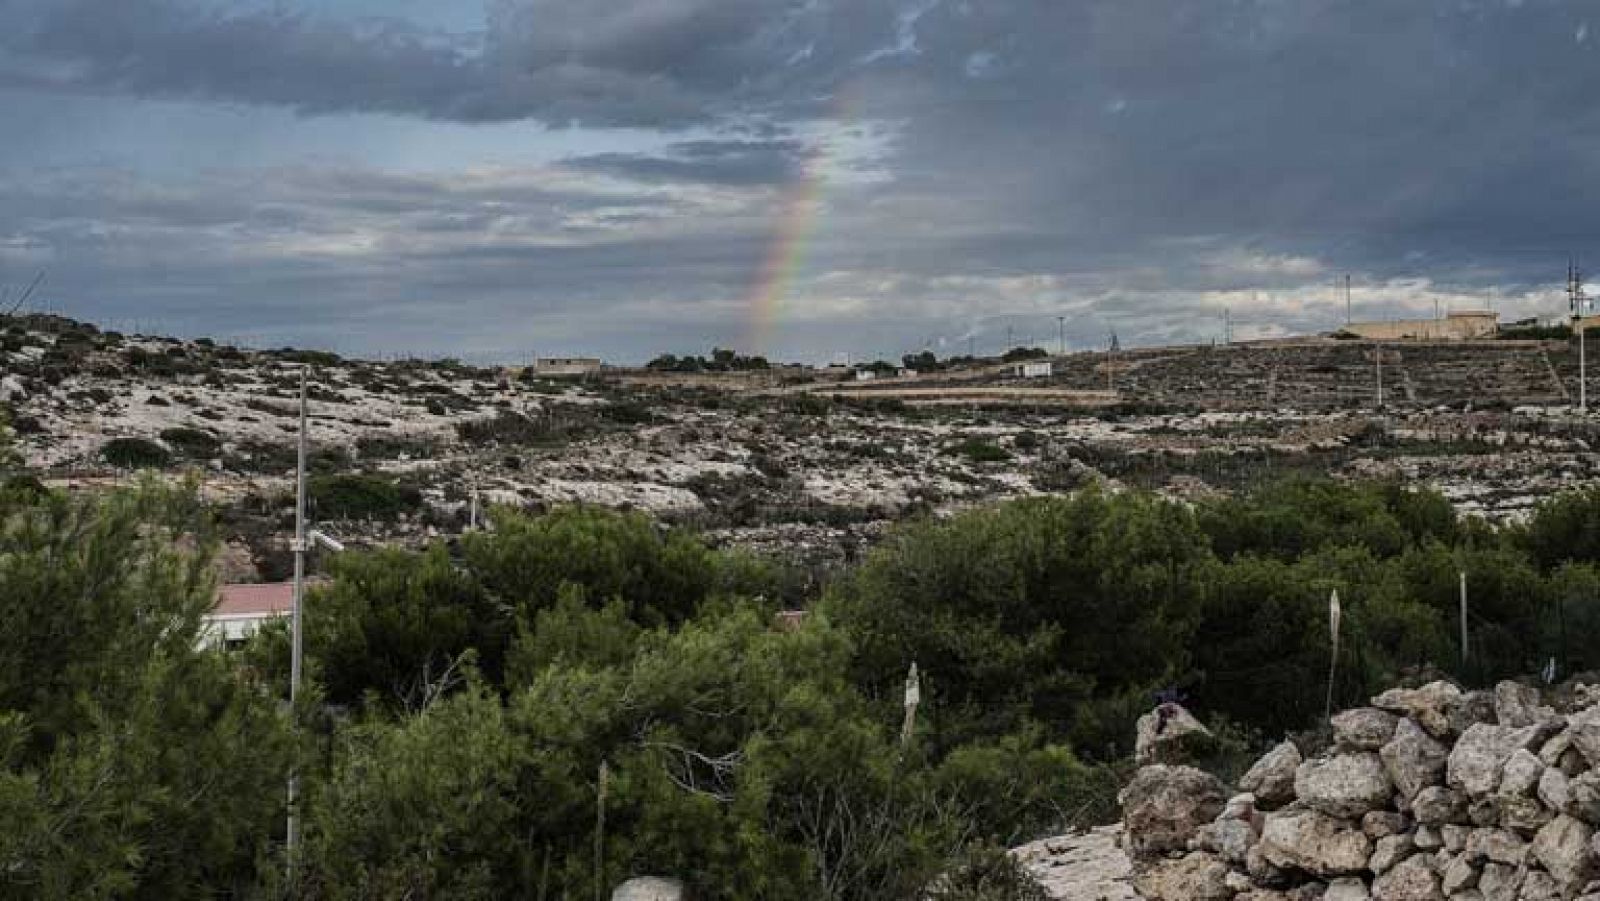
[1459,570,1469,667]
[1223,308,1232,345]
[968,335,974,359]
[1375,343,1384,409]
[1571,261,1587,413]
[286,366,308,881]
[1057,316,1066,355]
[1345,274,1352,325]
[1006,325,1014,352]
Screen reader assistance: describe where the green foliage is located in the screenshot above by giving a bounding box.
[1518,485,1600,570]
[465,505,715,627]
[100,437,170,469]
[928,842,1049,901]
[1197,477,1456,561]
[0,482,291,898]
[309,473,423,521]
[826,490,1208,756]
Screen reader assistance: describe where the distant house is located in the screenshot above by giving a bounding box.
[1014,360,1054,378]
[202,581,314,649]
[854,369,878,382]
[531,357,603,377]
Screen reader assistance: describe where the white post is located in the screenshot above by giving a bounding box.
[469,488,480,531]
[1325,590,1341,722]
[1459,570,1469,665]
[286,366,308,878]
[901,662,921,748]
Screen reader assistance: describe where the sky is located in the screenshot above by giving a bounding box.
[2,0,1599,364]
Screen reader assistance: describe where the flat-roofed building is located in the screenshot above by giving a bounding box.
[1340,311,1498,341]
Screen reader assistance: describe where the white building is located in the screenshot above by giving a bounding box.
[201,582,296,649]
[1015,360,1054,378]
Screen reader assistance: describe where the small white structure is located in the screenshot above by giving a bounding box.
[531,356,603,377]
[1015,360,1054,378]
[854,369,877,382]
[202,582,296,648]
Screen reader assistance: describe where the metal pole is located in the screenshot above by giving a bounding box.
[287,366,308,879]
[1582,321,1588,413]
[1345,274,1351,324]
[1375,343,1384,408]
[1459,570,1469,667]
[1057,316,1065,355]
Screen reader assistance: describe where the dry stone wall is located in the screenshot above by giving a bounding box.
[1122,681,1600,901]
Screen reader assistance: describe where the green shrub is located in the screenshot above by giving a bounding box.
[159,426,221,457]
[101,437,171,469]
[943,438,1011,463]
[310,473,423,521]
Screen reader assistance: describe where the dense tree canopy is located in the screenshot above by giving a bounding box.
[9,473,1600,898]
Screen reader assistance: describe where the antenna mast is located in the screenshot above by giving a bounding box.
[1571,260,1587,412]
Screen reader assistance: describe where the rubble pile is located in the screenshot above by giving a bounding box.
[1122,681,1600,900]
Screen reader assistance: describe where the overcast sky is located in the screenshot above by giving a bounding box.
[1,0,1597,363]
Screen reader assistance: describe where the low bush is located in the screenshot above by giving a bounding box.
[101,436,170,469]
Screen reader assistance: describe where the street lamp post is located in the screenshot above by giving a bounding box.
[286,367,308,879]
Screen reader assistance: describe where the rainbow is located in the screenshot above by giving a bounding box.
[741,89,860,355]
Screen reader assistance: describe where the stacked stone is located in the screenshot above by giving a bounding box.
[1122,681,1600,901]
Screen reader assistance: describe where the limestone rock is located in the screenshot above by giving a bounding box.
[1365,810,1411,839]
[1497,795,1554,836]
[1243,741,1304,810]
[1440,853,1480,895]
[1495,682,1546,729]
[1537,767,1571,815]
[1570,706,1600,769]
[1448,725,1542,799]
[1464,828,1528,867]
[1135,703,1214,766]
[1414,786,1468,826]
[1198,816,1257,865]
[1336,708,1402,750]
[1120,765,1228,858]
[1499,750,1545,798]
[1385,718,1452,801]
[1371,853,1444,900]
[1260,808,1374,877]
[1131,851,1232,901]
[1517,870,1560,901]
[1530,815,1595,896]
[1478,861,1522,901]
[1298,752,1396,818]
[1371,833,1416,874]
[1011,825,1138,901]
[612,877,685,901]
[1327,876,1374,900]
[1374,682,1465,739]
[1567,771,1600,821]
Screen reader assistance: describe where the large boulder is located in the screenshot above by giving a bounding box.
[1259,809,1374,877]
[1134,703,1214,766]
[1241,741,1303,810]
[1296,752,1395,818]
[1494,681,1546,728]
[1447,724,1545,798]
[1372,681,1463,739]
[1382,717,1450,801]
[1120,765,1227,858]
[1530,814,1595,897]
[1334,708,1401,750]
[1369,853,1443,901]
[1570,706,1600,768]
[612,877,685,901]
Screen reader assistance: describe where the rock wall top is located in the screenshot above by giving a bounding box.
[1122,682,1600,901]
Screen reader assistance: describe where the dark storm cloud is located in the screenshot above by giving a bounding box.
[0,0,902,127]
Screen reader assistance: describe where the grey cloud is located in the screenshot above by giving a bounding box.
[562,139,805,185]
[0,0,902,127]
